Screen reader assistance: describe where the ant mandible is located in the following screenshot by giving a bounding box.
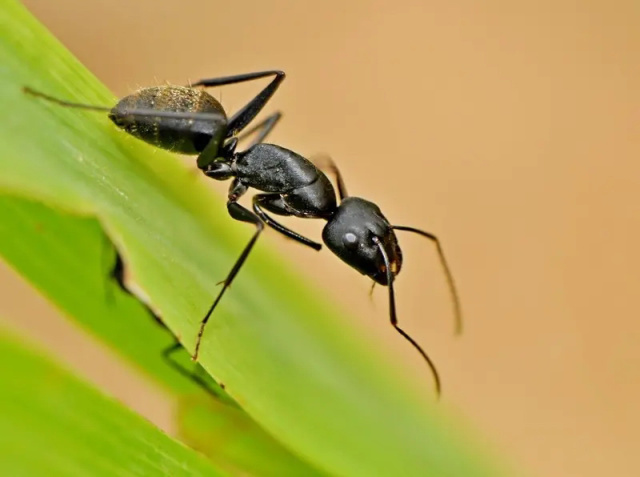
[25,70,462,397]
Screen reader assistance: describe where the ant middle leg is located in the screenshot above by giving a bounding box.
[253,193,322,251]
[236,111,282,147]
[193,201,264,360]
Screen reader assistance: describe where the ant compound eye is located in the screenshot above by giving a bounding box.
[343,232,359,250]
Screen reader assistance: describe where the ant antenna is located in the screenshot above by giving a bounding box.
[392,226,463,335]
[373,236,441,398]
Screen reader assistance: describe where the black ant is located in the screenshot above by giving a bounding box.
[25,70,462,397]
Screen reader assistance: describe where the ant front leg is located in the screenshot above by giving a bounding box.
[253,193,322,251]
[193,199,264,361]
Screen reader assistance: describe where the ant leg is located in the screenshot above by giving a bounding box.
[106,251,225,394]
[102,235,230,397]
[190,71,285,137]
[310,155,348,202]
[26,71,281,137]
[161,341,228,398]
[253,194,322,251]
[191,70,283,89]
[24,87,112,112]
[373,236,441,398]
[392,226,462,335]
[236,111,282,147]
[193,201,264,360]
[24,86,232,171]
[24,87,227,124]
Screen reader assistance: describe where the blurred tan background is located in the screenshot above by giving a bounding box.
[2,1,639,475]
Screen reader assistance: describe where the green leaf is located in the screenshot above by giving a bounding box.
[0,327,224,477]
[0,194,327,477]
[0,1,507,476]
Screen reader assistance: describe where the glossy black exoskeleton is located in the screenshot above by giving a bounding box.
[25,71,461,396]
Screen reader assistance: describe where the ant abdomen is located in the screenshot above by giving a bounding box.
[109,86,227,154]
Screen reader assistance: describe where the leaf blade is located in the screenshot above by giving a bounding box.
[0,327,224,477]
[0,1,507,476]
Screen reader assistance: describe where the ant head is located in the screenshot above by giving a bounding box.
[322,197,402,285]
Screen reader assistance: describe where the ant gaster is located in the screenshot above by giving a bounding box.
[25,71,461,397]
